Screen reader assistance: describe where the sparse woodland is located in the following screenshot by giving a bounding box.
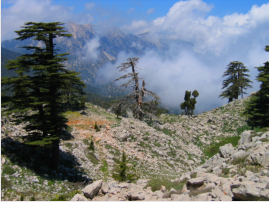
[1,22,269,201]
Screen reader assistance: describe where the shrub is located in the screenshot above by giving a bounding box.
[204,135,240,158]
[222,167,230,175]
[1,177,12,189]
[94,122,100,132]
[2,166,16,175]
[112,151,139,182]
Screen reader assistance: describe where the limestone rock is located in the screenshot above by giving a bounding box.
[70,194,88,201]
[232,181,268,201]
[82,180,102,199]
[219,143,235,158]
[238,131,252,145]
[187,177,206,188]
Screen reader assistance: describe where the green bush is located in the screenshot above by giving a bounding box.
[1,177,12,189]
[204,135,240,158]
[94,122,100,132]
[222,167,230,175]
[112,151,139,182]
[2,166,16,175]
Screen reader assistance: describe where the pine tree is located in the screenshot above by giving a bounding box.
[219,61,252,102]
[180,90,199,115]
[244,46,269,127]
[114,57,159,120]
[112,151,139,182]
[1,22,85,170]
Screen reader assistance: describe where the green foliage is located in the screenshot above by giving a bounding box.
[180,90,199,115]
[244,48,269,128]
[144,178,187,192]
[64,142,72,149]
[1,22,85,170]
[204,135,240,158]
[219,61,253,102]
[2,166,16,175]
[51,194,69,201]
[86,152,99,165]
[222,167,230,175]
[231,156,248,165]
[100,159,109,181]
[236,125,251,135]
[1,177,12,189]
[112,151,139,182]
[94,122,100,132]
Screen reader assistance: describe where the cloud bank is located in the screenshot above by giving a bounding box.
[98,0,269,114]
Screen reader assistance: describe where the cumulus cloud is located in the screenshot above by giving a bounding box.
[1,0,94,41]
[98,0,269,114]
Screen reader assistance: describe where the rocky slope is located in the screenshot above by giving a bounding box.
[71,129,269,201]
[1,95,268,200]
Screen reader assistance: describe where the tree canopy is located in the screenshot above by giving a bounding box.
[180,90,199,115]
[244,46,269,127]
[219,61,252,102]
[1,22,85,170]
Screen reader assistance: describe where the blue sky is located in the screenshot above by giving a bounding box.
[1,0,269,113]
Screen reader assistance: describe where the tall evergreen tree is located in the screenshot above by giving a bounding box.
[244,46,269,127]
[219,61,252,102]
[180,90,199,115]
[1,22,85,170]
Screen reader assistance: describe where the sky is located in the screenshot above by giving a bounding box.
[1,0,269,113]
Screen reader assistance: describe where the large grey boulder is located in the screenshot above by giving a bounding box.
[232,181,268,201]
[219,143,235,158]
[247,143,269,167]
[113,129,131,141]
[231,150,248,162]
[70,194,88,201]
[238,131,252,145]
[82,180,102,199]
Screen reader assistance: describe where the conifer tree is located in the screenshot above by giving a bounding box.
[219,61,252,102]
[180,90,199,115]
[244,46,269,127]
[112,151,139,182]
[1,22,85,170]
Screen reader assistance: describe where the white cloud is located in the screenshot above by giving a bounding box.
[85,2,95,10]
[147,8,155,15]
[99,0,269,113]
[1,0,94,41]
[81,37,101,61]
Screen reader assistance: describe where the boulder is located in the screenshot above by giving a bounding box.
[113,129,131,141]
[231,150,248,162]
[171,194,190,201]
[70,194,88,201]
[82,180,102,199]
[232,181,268,201]
[238,131,252,145]
[211,187,232,201]
[219,143,235,158]
[247,143,269,167]
[187,177,206,188]
[101,182,109,194]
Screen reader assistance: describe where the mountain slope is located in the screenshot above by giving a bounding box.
[1,95,259,200]
[1,22,157,87]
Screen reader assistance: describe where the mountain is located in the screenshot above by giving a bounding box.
[1,47,21,78]
[2,95,269,200]
[1,22,158,89]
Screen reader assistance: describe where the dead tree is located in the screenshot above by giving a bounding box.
[114,57,159,120]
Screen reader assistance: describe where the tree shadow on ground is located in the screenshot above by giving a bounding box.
[1,136,92,185]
